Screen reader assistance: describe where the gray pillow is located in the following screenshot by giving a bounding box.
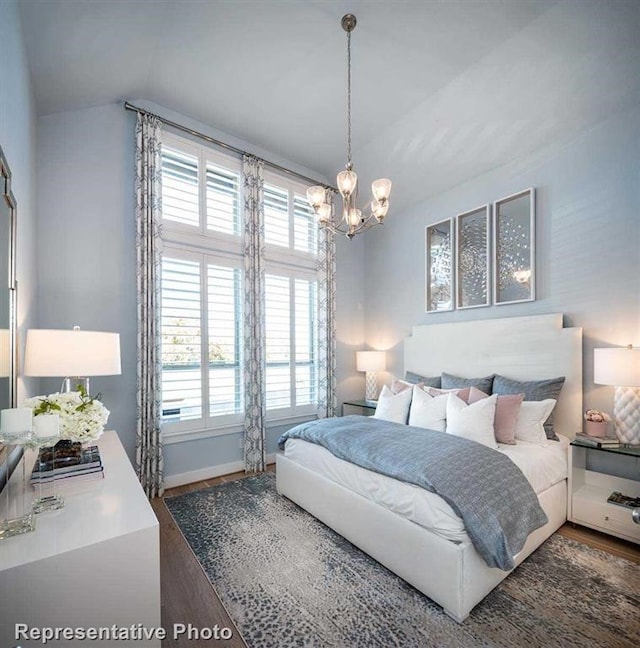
[404,371,441,388]
[441,371,494,394]
[492,375,566,440]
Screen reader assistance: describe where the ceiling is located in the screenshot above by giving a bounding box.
[17,0,640,211]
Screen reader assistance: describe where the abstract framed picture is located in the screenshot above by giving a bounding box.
[425,218,453,313]
[493,188,535,305]
[455,205,490,309]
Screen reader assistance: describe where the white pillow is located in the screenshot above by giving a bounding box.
[373,385,412,424]
[514,399,557,443]
[445,392,498,449]
[408,386,448,432]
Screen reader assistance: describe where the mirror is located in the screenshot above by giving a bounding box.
[456,205,490,309]
[493,188,535,304]
[0,144,18,492]
[425,219,453,312]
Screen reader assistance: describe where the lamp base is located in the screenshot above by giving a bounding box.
[32,494,65,513]
[613,386,640,445]
[0,511,35,540]
[365,372,378,401]
[62,376,91,394]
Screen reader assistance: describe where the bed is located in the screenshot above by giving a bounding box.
[276,313,582,622]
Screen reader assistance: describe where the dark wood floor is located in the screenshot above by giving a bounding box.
[154,467,640,648]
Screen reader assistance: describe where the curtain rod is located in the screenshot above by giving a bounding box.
[124,102,335,191]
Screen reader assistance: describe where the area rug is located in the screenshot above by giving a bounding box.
[165,474,639,648]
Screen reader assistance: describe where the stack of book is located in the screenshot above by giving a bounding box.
[574,433,620,448]
[31,444,104,485]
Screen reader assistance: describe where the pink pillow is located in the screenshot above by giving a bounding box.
[468,387,524,444]
[424,385,471,402]
[391,378,422,394]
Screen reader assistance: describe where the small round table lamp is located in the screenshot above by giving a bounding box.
[356,351,386,401]
[594,345,640,445]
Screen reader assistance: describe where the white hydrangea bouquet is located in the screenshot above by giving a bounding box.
[24,387,110,443]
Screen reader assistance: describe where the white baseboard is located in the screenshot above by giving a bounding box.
[164,453,277,489]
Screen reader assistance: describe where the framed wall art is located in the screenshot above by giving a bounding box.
[455,205,490,309]
[425,218,453,313]
[493,188,535,305]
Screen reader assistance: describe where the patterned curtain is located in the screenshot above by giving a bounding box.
[242,155,267,473]
[317,196,337,418]
[135,112,164,498]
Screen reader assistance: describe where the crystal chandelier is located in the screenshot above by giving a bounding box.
[307,14,392,239]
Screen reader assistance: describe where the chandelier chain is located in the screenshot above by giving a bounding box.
[346,29,352,168]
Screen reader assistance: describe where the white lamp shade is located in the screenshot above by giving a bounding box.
[594,347,640,387]
[356,351,386,372]
[24,329,122,377]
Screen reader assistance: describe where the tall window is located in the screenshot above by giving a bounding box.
[160,133,318,439]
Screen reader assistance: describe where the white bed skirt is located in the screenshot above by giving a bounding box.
[276,453,567,622]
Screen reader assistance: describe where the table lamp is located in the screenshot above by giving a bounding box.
[593,345,640,445]
[24,326,121,393]
[356,351,386,401]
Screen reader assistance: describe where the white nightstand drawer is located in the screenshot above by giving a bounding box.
[573,488,640,543]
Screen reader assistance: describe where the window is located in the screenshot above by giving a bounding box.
[160,251,244,429]
[264,274,317,413]
[264,181,317,254]
[159,134,319,440]
[161,256,202,421]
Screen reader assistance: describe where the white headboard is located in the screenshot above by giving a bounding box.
[404,313,583,438]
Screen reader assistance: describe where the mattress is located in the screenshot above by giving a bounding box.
[283,434,569,543]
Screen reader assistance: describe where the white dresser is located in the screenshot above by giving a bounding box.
[0,431,161,647]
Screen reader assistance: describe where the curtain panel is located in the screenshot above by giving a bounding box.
[135,113,164,498]
[242,155,267,473]
[317,207,337,419]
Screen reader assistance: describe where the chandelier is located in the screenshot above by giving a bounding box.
[306,14,392,239]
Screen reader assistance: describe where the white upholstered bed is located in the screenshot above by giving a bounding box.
[276,313,582,621]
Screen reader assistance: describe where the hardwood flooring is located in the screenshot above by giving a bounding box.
[154,467,639,647]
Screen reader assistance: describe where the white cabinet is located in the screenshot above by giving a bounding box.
[568,442,640,544]
[0,431,161,647]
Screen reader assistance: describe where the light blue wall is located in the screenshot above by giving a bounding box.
[36,102,365,478]
[0,0,39,402]
[364,106,640,417]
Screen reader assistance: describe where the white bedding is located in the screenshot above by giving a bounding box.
[283,434,568,543]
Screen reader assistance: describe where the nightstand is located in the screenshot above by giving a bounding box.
[342,399,377,416]
[568,440,640,544]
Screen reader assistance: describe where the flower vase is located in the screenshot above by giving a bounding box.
[585,420,607,438]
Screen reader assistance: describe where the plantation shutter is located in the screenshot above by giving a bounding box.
[161,257,202,420]
[206,163,241,235]
[161,147,199,226]
[293,194,317,254]
[295,278,317,405]
[264,184,289,248]
[208,264,243,416]
[264,274,291,409]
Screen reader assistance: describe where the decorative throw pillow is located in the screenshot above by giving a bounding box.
[424,385,471,402]
[404,371,441,388]
[445,393,498,449]
[407,386,448,432]
[467,387,524,445]
[441,371,495,394]
[390,378,417,394]
[492,375,565,440]
[513,399,557,444]
[373,385,412,424]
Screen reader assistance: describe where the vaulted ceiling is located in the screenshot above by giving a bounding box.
[17,0,640,210]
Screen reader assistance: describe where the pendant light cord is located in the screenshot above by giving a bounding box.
[346,29,352,169]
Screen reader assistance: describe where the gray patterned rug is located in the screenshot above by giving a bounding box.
[165,473,640,648]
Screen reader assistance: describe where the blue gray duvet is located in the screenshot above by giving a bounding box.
[278,415,548,571]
